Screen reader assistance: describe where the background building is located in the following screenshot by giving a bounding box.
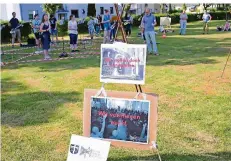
[0,3,116,21]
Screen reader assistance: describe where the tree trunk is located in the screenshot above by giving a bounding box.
[169,4,172,13]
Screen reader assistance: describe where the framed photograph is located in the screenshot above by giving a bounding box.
[90,96,150,144]
[83,89,158,150]
[100,44,147,85]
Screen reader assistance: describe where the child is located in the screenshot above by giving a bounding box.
[216,25,223,31]
[88,16,95,42]
[224,21,230,31]
[159,25,166,34]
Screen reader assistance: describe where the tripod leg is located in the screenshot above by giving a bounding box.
[221,48,231,78]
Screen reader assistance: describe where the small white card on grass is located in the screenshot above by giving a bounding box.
[67,134,110,161]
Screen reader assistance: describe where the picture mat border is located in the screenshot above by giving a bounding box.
[83,89,158,150]
[90,96,151,144]
[100,44,147,85]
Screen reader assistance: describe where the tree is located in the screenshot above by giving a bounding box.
[124,4,131,13]
[42,4,62,15]
[168,4,172,13]
[225,4,231,20]
[182,3,187,11]
[203,3,212,11]
[87,4,96,17]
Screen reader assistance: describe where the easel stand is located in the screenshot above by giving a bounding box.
[114,4,144,95]
[104,3,162,161]
[59,36,68,58]
[221,48,231,78]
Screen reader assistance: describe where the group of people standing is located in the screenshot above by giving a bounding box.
[8,8,228,60]
[31,13,58,59]
[93,9,133,43]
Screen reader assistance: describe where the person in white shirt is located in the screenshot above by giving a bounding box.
[179,10,188,35]
[202,11,212,34]
[68,15,78,52]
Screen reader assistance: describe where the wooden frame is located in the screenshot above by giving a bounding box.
[83,89,158,150]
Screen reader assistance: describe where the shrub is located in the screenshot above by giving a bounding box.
[57,17,90,36]
[132,11,227,27]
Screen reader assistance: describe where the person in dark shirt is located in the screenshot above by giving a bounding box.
[49,14,58,45]
[110,19,118,42]
[95,15,101,36]
[123,12,133,37]
[9,12,21,48]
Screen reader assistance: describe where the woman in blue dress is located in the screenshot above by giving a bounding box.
[40,14,51,60]
[124,13,133,37]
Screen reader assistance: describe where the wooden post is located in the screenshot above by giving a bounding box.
[114,4,127,43]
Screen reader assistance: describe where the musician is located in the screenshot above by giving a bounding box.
[88,16,95,42]
[32,14,42,53]
[110,20,118,42]
[124,12,133,37]
[98,15,104,34]
[49,14,58,45]
[9,12,22,48]
[40,14,51,60]
[102,9,111,44]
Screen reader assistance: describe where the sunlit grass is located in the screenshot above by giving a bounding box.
[1,20,231,161]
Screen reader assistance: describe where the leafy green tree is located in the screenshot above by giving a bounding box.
[42,4,62,15]
[203,3,212,11]
[182,3,187,11]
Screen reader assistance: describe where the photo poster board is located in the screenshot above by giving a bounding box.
[160,17,171,26]
[100,44,147,85]
[83,89,158,150]
[67,134,110,161]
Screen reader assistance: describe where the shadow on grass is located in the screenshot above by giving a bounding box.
[108,152,231,161]
[1,77,28,93]
[1,78,81,126]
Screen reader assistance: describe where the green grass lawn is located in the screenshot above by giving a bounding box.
[1,20,231,161]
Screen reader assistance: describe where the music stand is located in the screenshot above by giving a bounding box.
[59,18,68,58]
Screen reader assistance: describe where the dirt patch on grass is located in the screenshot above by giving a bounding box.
[42,126,67,141]
[55,142,67,153]
[71,68,98,80]
[25,77,42,89]
[193,71,231,95]
[196,131,219,143]
[173,65,197,74]
[67,103,83,120]
[159,95,182,109]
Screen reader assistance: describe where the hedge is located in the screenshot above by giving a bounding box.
[132,11,229,27]
[1,12,229,42]
[1,18,91,42]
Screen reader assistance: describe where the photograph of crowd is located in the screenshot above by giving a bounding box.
[100,44,146,84]
[90,96,150,144]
